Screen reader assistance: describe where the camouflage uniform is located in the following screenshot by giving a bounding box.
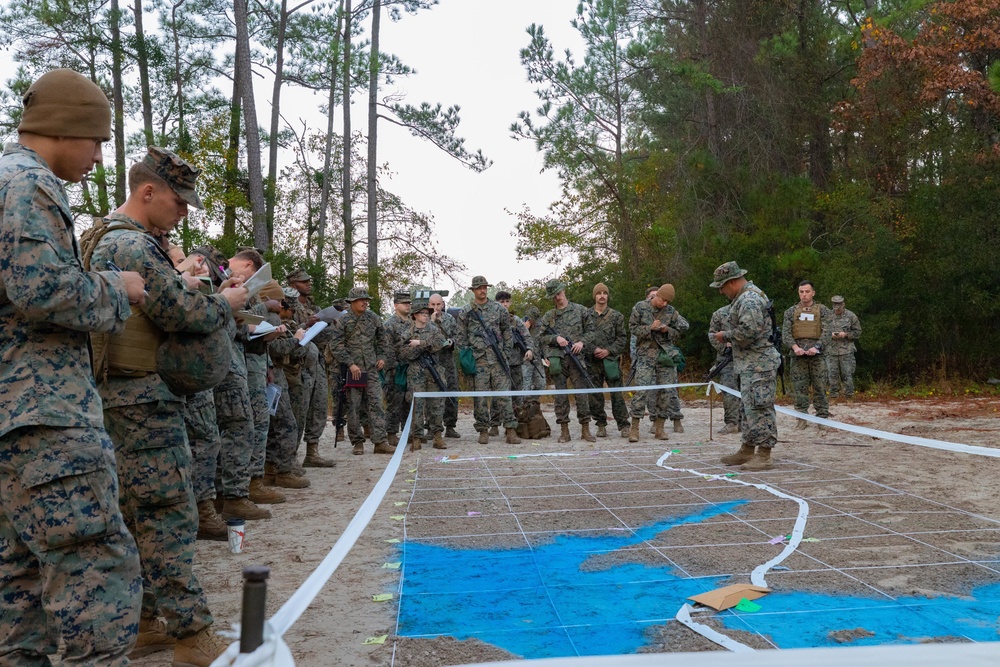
[522,307,547,392]
[244,300,271,478]
[92,211,230,639]
[266,315,306,473]
[289,295,332,447]
[457,300,517,431]
[628,300,684,420]
[182,389,221,502]
[708,305,742,427]
[722,281,780,449]
[0,142,141,664]
[782,301,833,418]
[540,301,595,424]
[213,322,255,500]
[491,313,533,426]
[587,306,629,432]
[383,311,412,438]
[828,302,862,397]
[398,321,447,436]
[431,309,461,428]
[330,307,391,447]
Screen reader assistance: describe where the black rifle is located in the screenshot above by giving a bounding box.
[469,308,514,384]
[705,346,733,382]
[624,362,637,390]
[512,327,529,356]
[543,326,594,388]
[418,352,457,408]
[332,363,348,448]
[766,300,786,394]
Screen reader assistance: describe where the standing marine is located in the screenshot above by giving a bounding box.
[828,295,862,398]
[587,282,630,438]
[627,284,683,443]
[782,280,833,428]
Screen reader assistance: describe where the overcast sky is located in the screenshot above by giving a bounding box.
[310,0,585,294]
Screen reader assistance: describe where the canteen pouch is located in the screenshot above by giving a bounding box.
[394,363,409,388]
[459,347,477,376]
[602,358,621,381]
[656,349,674,366]
[547,356,563,376]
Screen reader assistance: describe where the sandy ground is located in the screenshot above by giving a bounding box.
[131,393,1000,667]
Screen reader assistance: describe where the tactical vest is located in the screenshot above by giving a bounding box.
[791,304,822,339]
[81,219,166,380]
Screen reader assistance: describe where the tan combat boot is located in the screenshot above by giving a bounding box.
[373,441,396,454]
[336,426,346,441]
[741,447,774,471]
[794,419,809,430]
[628,418,641,443]
[388,432,400,447]
[249,478,285,505]
[411,437,423,452]
[673,419,684,433]
[478,430,489,444]
[363,424,372,439]
[221,496,272,521]
[130,617,174,657]
[195,500,227,542]
[303,442,336,468]
[264,463,311,489]
[580,423,596,443]
[172,626,230,667]
[352,443,364,455]
[620,425,630,438]
[718,423,740,435]
[445,426,460,439]
[433,433,447,449]
[489,425,500,436]
[505,427,521,444]
[557,423,571,443]
[653,418,669,441]
[720,445,756,466]
[596,424,607,438]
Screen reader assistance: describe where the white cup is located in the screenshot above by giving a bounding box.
[227,518,246,554]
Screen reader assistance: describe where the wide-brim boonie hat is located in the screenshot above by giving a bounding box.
[709,261,748,288]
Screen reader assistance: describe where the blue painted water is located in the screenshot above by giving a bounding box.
[396,500,1000,657]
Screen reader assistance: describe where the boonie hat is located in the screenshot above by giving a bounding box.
[469,276,491,289]
[831,295,845,304]
[411,298,431,314]
[545,279,567,299]
[287,269,311,283]
[709,261,748,288]
[142,146,204,210]
[345,287,371,302]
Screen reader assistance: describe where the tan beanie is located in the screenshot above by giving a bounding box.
[593,282,609,298]
[656,283,675,303]
[18,69,112,141]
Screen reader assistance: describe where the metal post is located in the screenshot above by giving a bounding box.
[240,565,270,654]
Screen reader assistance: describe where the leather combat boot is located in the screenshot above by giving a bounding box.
[264,463,311,489]
[352,443,364,455]
[303,442,336,468]
[557,423,571,443]
[628,418,641,443]
[172,626,230,667]
[130,617,174,658]
[445,426,460,439]
[290,460,306,476]
[373,441,396,454]
[433,433,447,449]
[653,418,669,441]
[620,425,630,438]
[249,478,285,505]
[196,500,227,542]
[673,419,684,433]
[489,425,500,436]
[720,445,756,466]
[336,426,346,441]
[580,423,596,443]
[596,424,608,438]
[505,427,521,444]
[718,423,740,435]
[388,432,400,448]
[363,424,372,439]
[411,437,423,452]
[794,419,809,430]
[741,447,774,472]
[478,431,489,444]
[221,496,271,521]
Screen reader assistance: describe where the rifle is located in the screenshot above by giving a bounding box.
[543,325,594,388]
[332,363,348,448]
[624,362,637,389]
[766,300,786,394]
[418,352,458,408]
[705,346,733,382]
[469,308,514,384]
[512,327,529,356]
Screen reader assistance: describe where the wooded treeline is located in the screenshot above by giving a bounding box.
[511,0,1000,383]
[0,0,486,310]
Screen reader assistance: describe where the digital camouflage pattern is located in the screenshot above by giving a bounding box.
[457,299,516,431]
[266,314,305,473]
[628,299,684,421]
[244,300,271,478]
[0,142,141,664]
[587,305,629,431]
[383,311,411,437]
[213,318,255,499]
[782,301,833,418]
[719,282,780,449]
[398,320,447,436]
[491,313,533,426]
[522,306,547,392]
[431,309,460,428]
[708,305,742,426]
[330,308,391,446]
[540,301,595,425]
[294,293,332,446]
[182,389,220,502]
[828,306,862,397]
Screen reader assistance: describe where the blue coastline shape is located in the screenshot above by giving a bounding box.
[397,501,744,657]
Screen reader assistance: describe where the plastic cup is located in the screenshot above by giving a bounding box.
[227,518,246,554]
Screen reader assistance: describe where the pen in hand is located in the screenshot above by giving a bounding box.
[106,261,150,299]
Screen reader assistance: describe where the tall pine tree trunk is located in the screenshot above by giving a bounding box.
[316,0,346,269]
[265,0,289,235]
[224,72,241,239]
[235,0,269,250]
[341,0,353,281]
[132,0,154,145]
[109,0,126,205]
[366,0,380,305]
